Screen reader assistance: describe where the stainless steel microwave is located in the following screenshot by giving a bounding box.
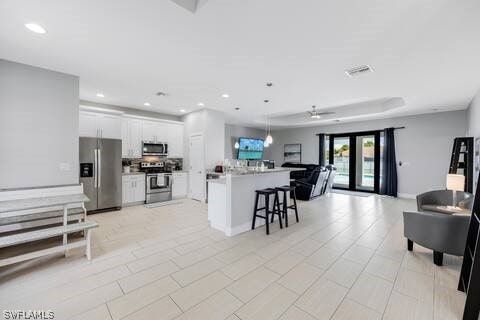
[142,141,168,156]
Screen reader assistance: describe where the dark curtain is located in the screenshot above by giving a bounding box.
[380,127,398,197]
[318,134,325,166]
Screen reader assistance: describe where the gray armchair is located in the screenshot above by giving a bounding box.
[417,190,474,212]
[403,190,473,266]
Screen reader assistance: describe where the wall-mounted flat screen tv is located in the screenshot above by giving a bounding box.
[237,137,264,160]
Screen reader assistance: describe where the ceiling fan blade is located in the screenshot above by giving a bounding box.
[317,111,335,115]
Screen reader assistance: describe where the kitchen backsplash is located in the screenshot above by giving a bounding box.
[122,157,183,172]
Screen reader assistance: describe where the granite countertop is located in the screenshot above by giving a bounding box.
[207,168,304,182]
[122,172,145,176]
[0,194,89,215]
[229,167,305,177]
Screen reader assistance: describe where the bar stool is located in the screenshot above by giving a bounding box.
[252,188,283,235]
[272,185,299,227]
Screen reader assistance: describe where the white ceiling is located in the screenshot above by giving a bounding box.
[1,0,480,128]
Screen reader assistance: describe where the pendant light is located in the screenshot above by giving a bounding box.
[263,115,270,147]
[265,116,273,144]
[234,141,240,149]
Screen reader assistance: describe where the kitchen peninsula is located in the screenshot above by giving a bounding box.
[207,168,304,236]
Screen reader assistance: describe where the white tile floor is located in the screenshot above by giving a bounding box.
[0,193,467,320]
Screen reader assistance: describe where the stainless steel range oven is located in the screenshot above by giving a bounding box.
[141,162,172,203]
[146,172,172,203]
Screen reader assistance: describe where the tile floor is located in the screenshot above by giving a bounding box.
[0,193,467,320]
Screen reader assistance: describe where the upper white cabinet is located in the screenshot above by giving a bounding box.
[122,118,143,158]
[79,112,98,138]
[142,120,169,143]
[142,120,184,158]
[98,114,122,139]
[79,111,122,139]
[80,107,184,158]
[166,123,184,158]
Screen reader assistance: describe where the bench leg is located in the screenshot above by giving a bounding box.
[63,205,68,257]
[86,229,92,260]
[433,251,443,266]
[407,239,413,251]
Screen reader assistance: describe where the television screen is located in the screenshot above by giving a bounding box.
[237,137,264,160]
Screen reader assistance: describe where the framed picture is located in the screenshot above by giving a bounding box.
[284,144,302,163]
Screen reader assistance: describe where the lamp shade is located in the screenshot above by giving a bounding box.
[446,174,465,191]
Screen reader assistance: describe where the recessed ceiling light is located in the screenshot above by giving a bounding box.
[264,99,269,103]
[198,102,205,107]
[156,91,167,96]
[266,82,273,87]
[144,102,151,106]
[96,93,105,98]
[25,23,46,34]
[234,107,240,110]
[179,109,186,113]
[222,94,229,99]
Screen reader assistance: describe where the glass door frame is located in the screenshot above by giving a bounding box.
[328,130,381,193]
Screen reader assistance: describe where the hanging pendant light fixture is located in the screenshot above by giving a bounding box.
[265,116,273,144]
[263,115,271,147]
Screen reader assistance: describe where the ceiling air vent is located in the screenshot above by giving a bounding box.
[345,65,374,77]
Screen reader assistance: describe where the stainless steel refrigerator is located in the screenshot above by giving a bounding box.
[79,137,122,212]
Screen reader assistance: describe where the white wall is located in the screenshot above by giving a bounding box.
[467,88,480,191]
[182,109,225,170]
[267,111,467,197]
[467,89,480,138]
[0,59,79,189]
[204,110,226,169]
[224,124,265,161]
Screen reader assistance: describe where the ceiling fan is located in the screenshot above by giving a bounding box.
[308,106,334,119]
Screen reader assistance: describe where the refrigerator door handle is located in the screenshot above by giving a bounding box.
[98,148,102,188]
[94,149,98,188]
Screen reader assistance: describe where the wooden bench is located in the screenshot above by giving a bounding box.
[0,221,98,267]
[0,184,98,267]
[0,207,85,233]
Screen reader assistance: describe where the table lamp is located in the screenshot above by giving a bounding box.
[446,174,465,208]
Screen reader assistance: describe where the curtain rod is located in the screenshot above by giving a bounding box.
[316,127,405,136]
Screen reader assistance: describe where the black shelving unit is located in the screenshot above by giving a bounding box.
[458,170,480,319]
[449,137,474,193]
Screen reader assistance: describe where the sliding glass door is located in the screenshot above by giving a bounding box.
[332,136,350,188]
[328,131,380,193]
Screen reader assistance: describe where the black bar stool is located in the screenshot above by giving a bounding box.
[273,185,299,227]
[252,188,283,235]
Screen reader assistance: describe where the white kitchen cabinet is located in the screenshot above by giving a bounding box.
[79,112,98,137]
[79,111,121,139]
[122,118,143,158]
[142,120,168,142]
[98,114,122,139]
[121,118,129,158]
[166,123,184,158]
[172,172,188,199]
[122,174,145,204]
